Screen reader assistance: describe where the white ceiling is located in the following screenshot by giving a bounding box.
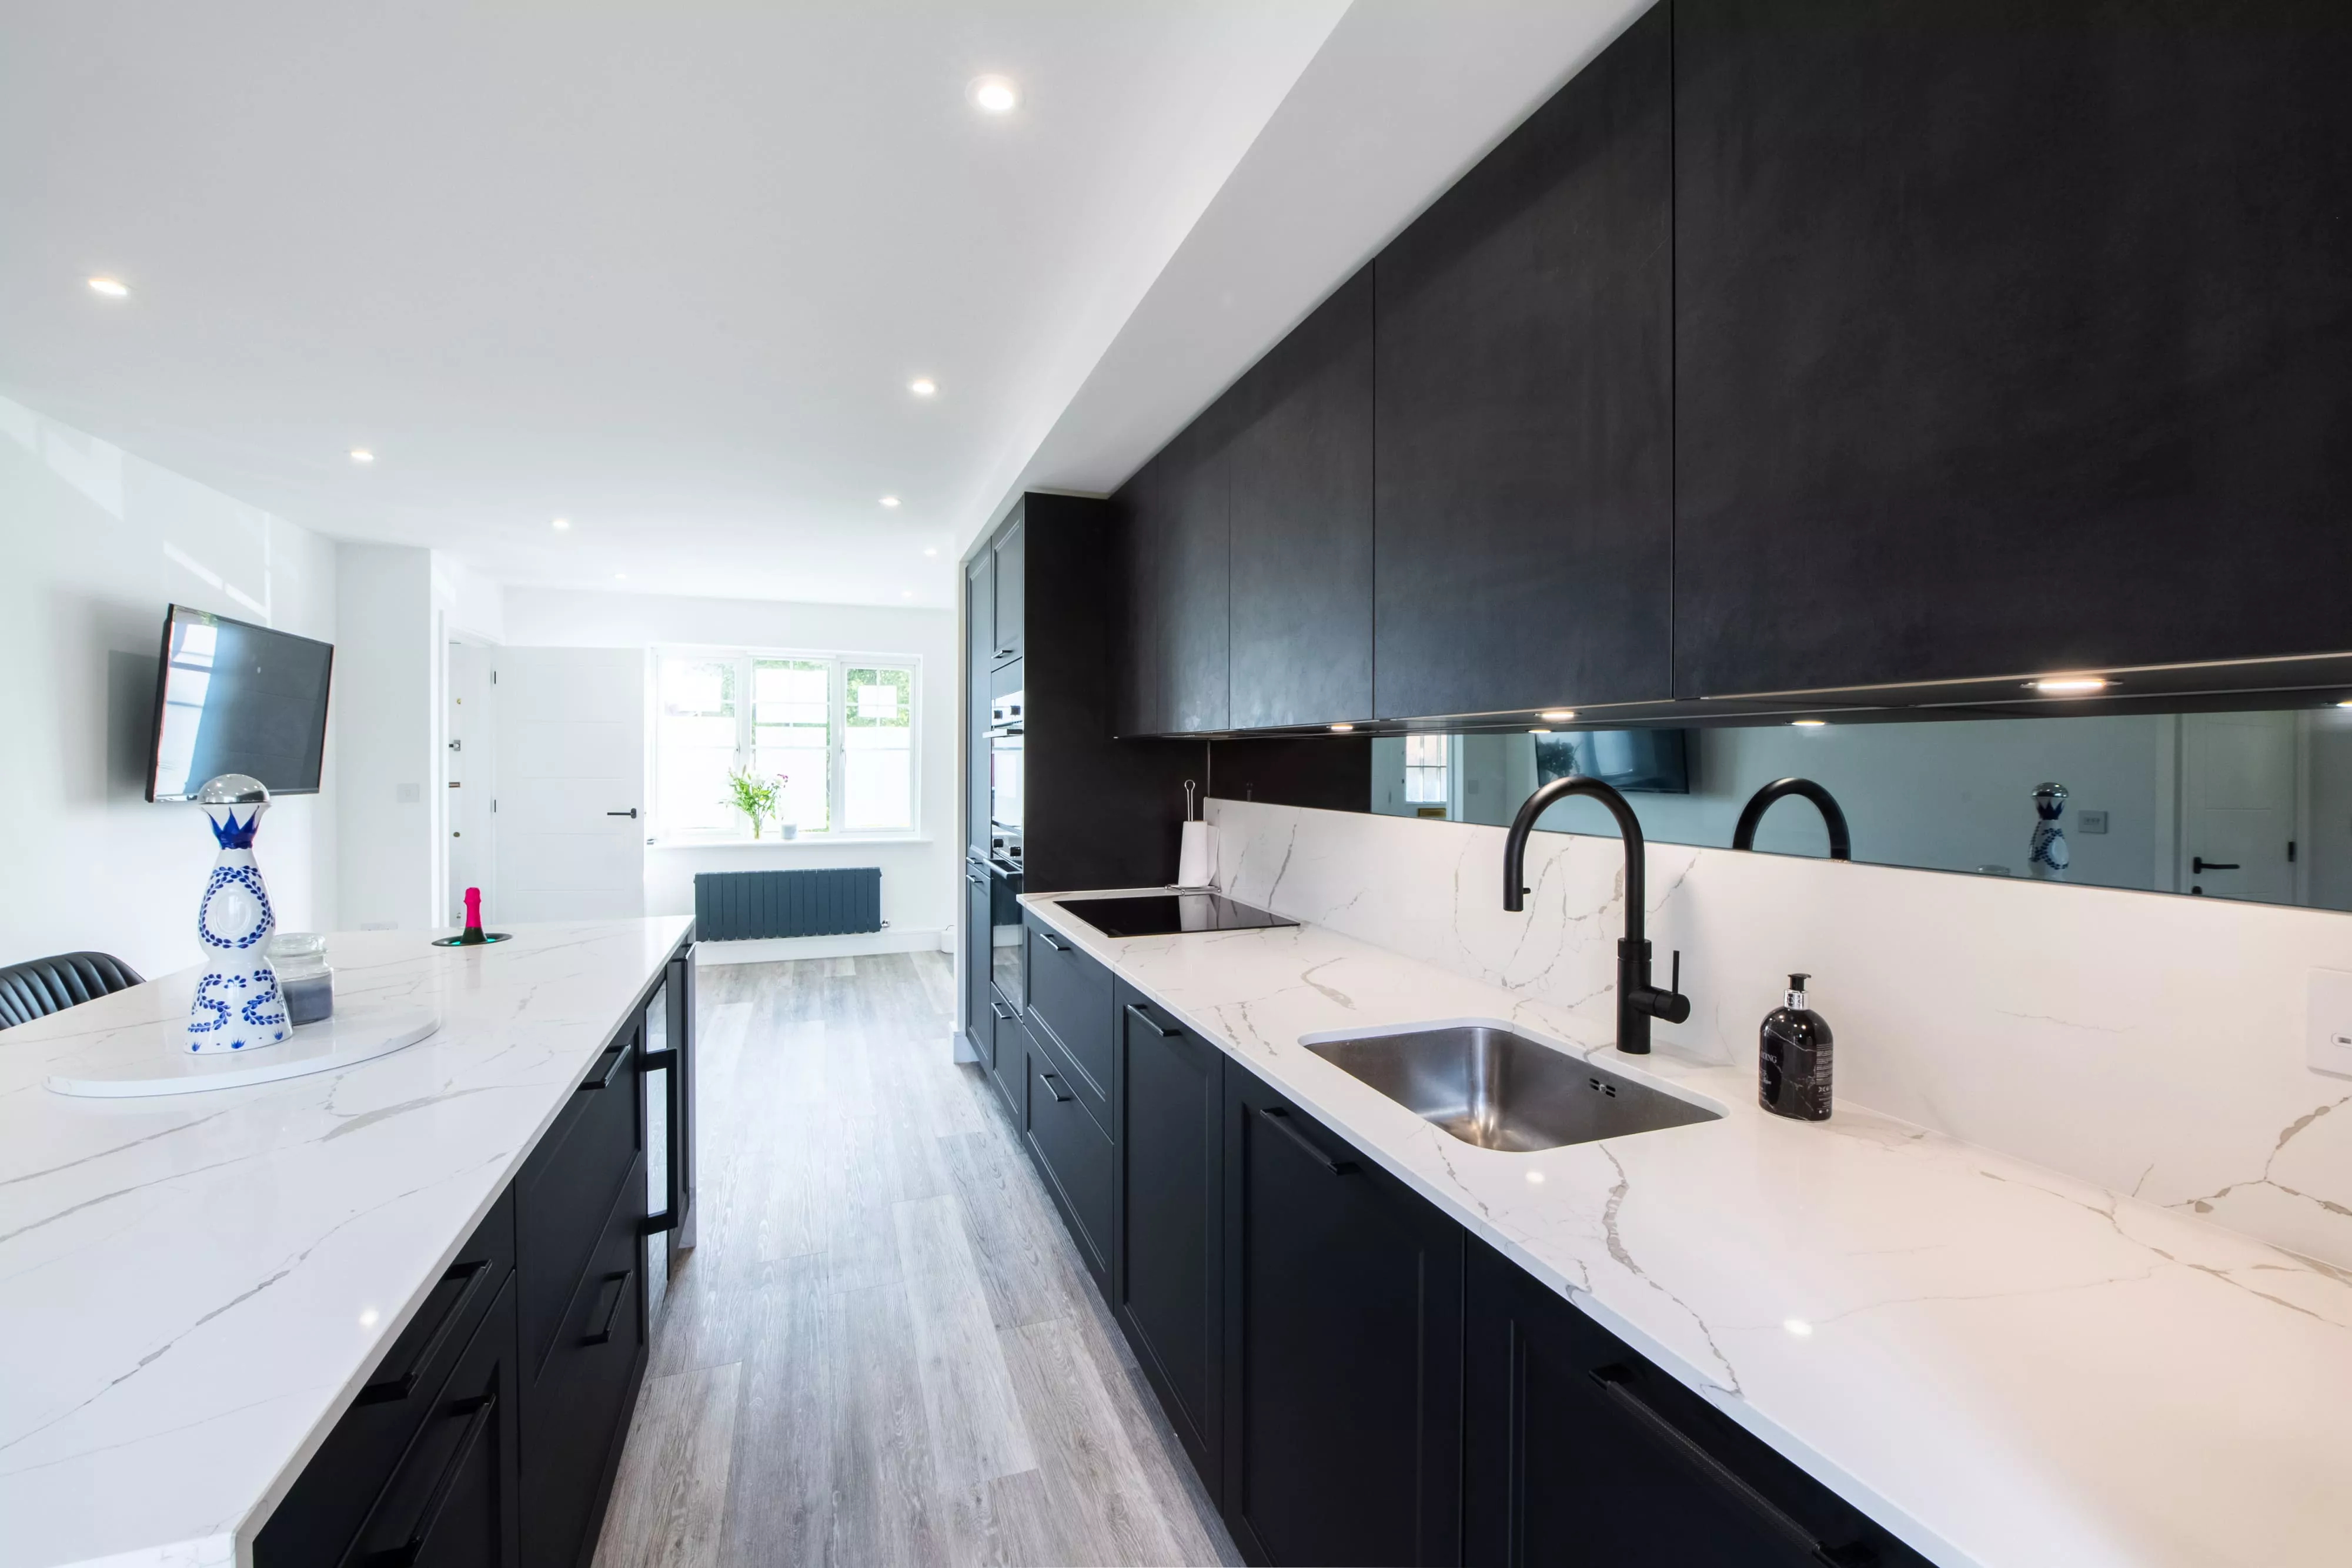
[2,0,1647,611]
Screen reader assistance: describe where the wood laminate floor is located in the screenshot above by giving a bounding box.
[592,952,1240,1568]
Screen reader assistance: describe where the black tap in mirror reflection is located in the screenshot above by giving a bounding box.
[1732,778,1851,860]
[1205,700,2350,915]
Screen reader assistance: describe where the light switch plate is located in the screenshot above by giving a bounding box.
[2078,810,2109,834]
[2305,969,2352,1078]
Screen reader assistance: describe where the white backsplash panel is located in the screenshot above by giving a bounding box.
[1208,797,2352,1271]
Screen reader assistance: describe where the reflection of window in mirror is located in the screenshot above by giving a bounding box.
[1404,734,1451,818]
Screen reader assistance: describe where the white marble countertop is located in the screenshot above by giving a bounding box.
[0,918,691,1568]
[1024,890,2352,1568]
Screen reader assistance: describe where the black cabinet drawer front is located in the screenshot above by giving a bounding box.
[1227,1071,1464,1568]
[345,1273,520,1568]
[1024,1027,1115,1281]
[1023,917,1114,1119]
[1117,997,1223,1486]
[255,1193,516,1567]
[516,1024,641,1376]
[1464,1241,1924,1568]
[522,1149,648,1568]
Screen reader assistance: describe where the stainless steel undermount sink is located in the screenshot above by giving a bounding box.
[1304,1024,1722,1152]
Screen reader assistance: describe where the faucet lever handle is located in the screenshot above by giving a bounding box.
[1669,948,1681,997]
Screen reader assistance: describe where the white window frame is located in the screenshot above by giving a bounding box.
[650,645,922,843]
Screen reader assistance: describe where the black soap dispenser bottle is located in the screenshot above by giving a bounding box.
[1759,974,1833,1121]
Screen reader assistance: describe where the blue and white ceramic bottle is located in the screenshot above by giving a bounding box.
[187,774,291,1053]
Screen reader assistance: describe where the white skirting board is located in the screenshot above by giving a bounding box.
[694,926,951,965]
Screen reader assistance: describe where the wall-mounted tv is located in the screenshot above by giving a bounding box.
[1534,728,1690,794]
[145,604,335,801]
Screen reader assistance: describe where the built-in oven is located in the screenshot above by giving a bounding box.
[988,687,1024,870]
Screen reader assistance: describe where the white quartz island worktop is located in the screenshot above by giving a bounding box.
[1022,891,2352,1568]
[0,918,691,1568]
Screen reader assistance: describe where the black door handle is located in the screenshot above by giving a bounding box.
[1037,930,1070,952]
[606,808,639,818]
[1041,1071,1074,1103]
[361,1388,499,1567]
[358,1261,490,1404]
[2191,856,2240,873]
[578,1036,630,1091]
[1258,1105,1356,1175]
[1124,1002,1177,1038]
[581,1269,633,1346]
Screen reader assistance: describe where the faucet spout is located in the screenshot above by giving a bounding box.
[1502,774,1689,1054]
[1732,777,1852,860]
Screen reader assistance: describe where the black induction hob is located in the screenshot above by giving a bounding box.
[1057,893,1297,940]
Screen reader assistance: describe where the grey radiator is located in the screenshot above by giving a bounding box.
[693,868,882,940]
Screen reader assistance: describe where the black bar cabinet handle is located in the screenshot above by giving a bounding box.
[1037,930,1070,952]
[1588,1365,1856,1565]
[605,808,639,818]
[991,1000,1017,1021]
[1124,1002,1176,1038]
[2192,856,2240,873]
[362,1389,498,1567]
[358,1260,490,1405]
[579,1038,629,1091]
[640,1044,683,1235]
[967,868,986,885]
[1258,1105,1356,1175]
[582,1269,633,1346]
[1041,1072,1074,1103]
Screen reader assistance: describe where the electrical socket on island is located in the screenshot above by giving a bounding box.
[2304,970,2352,1078]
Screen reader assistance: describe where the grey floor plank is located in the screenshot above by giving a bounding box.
[830,1280,951,1568]
[592,1360,741,1568]
[1000,1315,1195,1567]
[894,1193,1040,1491]
[719,1252,830,1568]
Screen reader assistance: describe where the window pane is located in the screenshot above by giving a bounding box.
[1404,733,1449,806]
[843,666,914,831]
[659,658,739,833]
[754,658,831,831]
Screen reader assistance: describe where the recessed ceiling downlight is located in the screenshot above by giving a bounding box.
[1539,710,1576,723]
[880,496,900,508]
[909,377,937,397]
[552,517,571,530]
[2030,676,2110,696]
[1329,723,1355,733]
[349,449,375,464]
[1792,718,1826,728]
[87,276,129,298]
[968,75,1020,114]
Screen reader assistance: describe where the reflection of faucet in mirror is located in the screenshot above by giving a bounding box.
[1731,777,1852,860]
[1502,775,1691,1055]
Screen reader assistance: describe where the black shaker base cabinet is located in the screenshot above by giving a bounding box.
[1005,938,1927,1567]
[257,935,692,1568]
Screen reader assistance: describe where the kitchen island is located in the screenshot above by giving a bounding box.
[0,918,691,1568]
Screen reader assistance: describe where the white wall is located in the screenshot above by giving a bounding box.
[334,544,437,930]
[503,587,957,942]
[0,396,338,977]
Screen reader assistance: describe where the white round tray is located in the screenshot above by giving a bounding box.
[45,1004,441,1098]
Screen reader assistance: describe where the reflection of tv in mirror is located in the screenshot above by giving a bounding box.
[1534,730,1689,794]
[146,604,335,801]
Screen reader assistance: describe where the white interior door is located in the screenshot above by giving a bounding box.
[493,648,647,922]
[445,641,497,924]
[2179,711,2299,904]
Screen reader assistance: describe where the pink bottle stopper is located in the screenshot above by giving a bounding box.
[461,887,485,944]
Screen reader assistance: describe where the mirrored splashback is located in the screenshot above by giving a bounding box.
[1207,703,2352,914]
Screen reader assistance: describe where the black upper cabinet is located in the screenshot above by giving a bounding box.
[1673,0,2352,696]
[1222,1067,1463,1567]
[990,517,1025,666]
[1117,989,1224,1498]
[1228,269,1376,730]
[1374,3,1673,720]
[1118,418,1231,736]
[1464,1240,1925,1568]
